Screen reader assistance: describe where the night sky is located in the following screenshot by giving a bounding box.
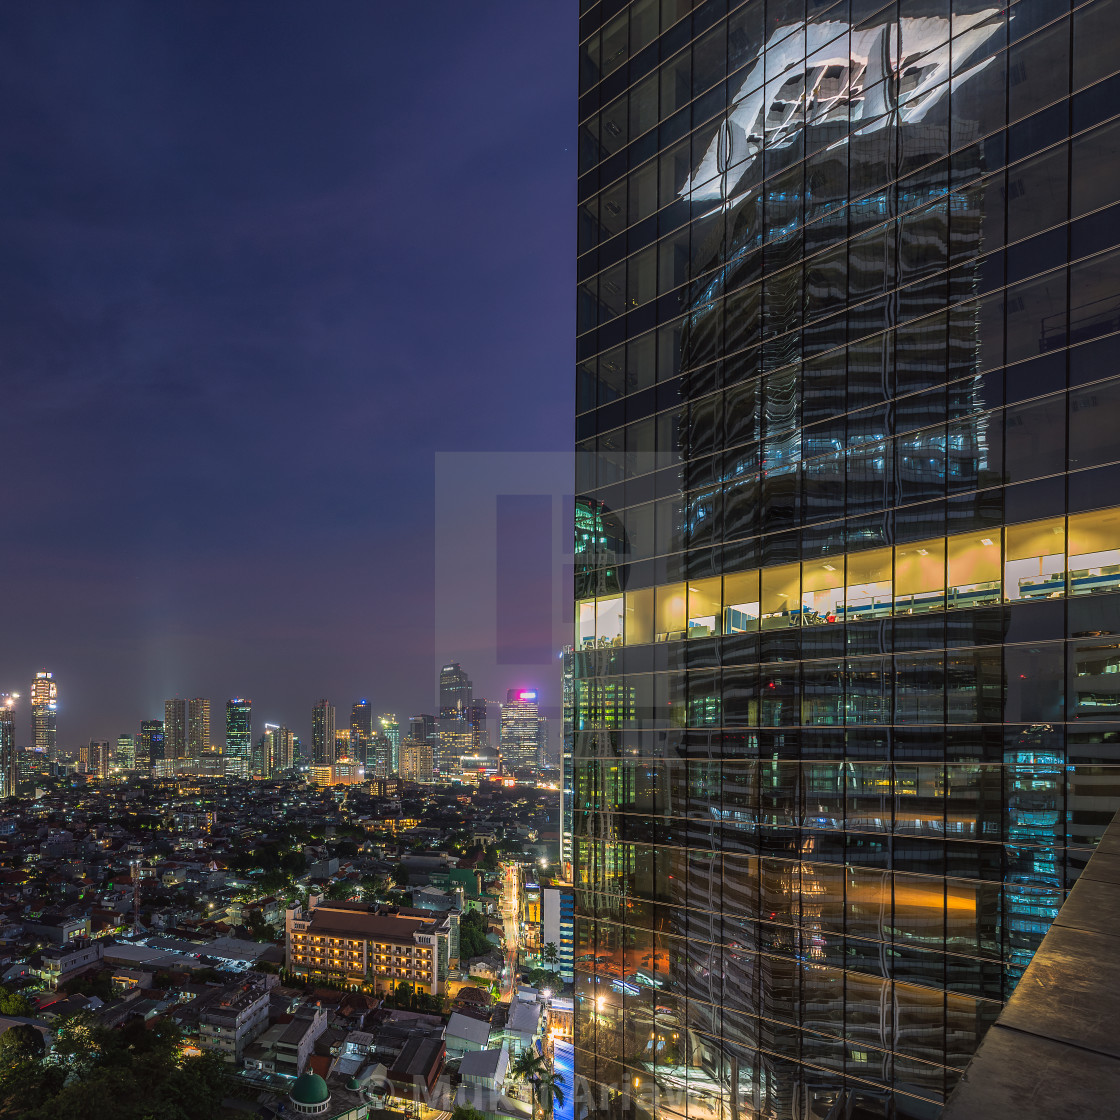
[0,2,574,749]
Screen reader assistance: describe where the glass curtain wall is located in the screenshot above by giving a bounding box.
[573,1,1120,1118]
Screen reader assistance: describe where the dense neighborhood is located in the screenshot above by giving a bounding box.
[0,776,574,1120]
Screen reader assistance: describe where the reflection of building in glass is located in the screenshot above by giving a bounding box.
[575,4,1120,1118]
[30,671,56,759]
[561,647,575,879]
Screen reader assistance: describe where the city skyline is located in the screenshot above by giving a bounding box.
[0,662,561,763]
[0,2,572,744]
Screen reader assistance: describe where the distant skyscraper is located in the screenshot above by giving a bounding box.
[311,699,335,766]
[80,740,109,779]
[272,725,296,772]
[438,663,472,779]
[188,698,210,759]
[379,714,400,773]
[439,663,472,719]
[225,698,252,777]
[138,720,164,775]
[350,700,374,767]
[253,733,270,778]
[164,699,187,760]
[499,689,542,774]
[409,713,436,746]
[261,723,296,775]
[30,671,56,759]
[334,728,351,762]
[115,734,135,772]
[467,699,488,753]
[368,732,391,778]
[399,737,434,784]
[0,695,17,799]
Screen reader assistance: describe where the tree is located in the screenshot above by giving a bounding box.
[452,1106,487,1120]
[511,1050,566,1120]
[543,942,559,966]
[511,1048,547,1085]
[0,1025,44,1065]
[391,862,410,887]
[0,991,31,1019]
[459,910,491,961]
[534,1069,567,1118]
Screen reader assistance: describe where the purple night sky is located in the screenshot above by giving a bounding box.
[0,2,574,748]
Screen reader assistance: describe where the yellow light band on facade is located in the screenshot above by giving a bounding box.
[576,508,1120,647]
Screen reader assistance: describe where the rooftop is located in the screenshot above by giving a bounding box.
[303,904,436,943]
[446,1012,491,1046]
[388,1034,444,1084]
[459,1047,506,1082]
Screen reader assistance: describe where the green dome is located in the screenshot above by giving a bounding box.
[291,1072,331,1105]
[346,1076,362,1091]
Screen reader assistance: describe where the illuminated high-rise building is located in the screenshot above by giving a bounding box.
[574,3,1120,1116]
[137,719,164,775]
[225,698,252,778]
[439,663,472,719]
[254,726,274,778]
[188,698,210,760]
[0,694,18,799]
[438,663,472,778]
[115,734,135,772]
[379,714,401,773]
[399,737,434,784]
[164,699,187,760]
[368,732,392,778]
[275,725,296,772]
[80,740,109,779]
[311,699,335,766]
[499,689,542,774]
[350,699,374,768]
[30,671,56,759]
[409,713,437,748]
[261,723,296,774]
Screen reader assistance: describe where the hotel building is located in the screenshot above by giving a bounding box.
[285,897,452,995]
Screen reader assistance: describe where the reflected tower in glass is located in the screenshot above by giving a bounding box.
[573,2,1120,1118]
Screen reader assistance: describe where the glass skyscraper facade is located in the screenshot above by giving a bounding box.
[225,697,253,777]
[573,1,1120,1118]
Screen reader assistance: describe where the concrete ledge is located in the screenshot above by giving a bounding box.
[943,812,1120,1119]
